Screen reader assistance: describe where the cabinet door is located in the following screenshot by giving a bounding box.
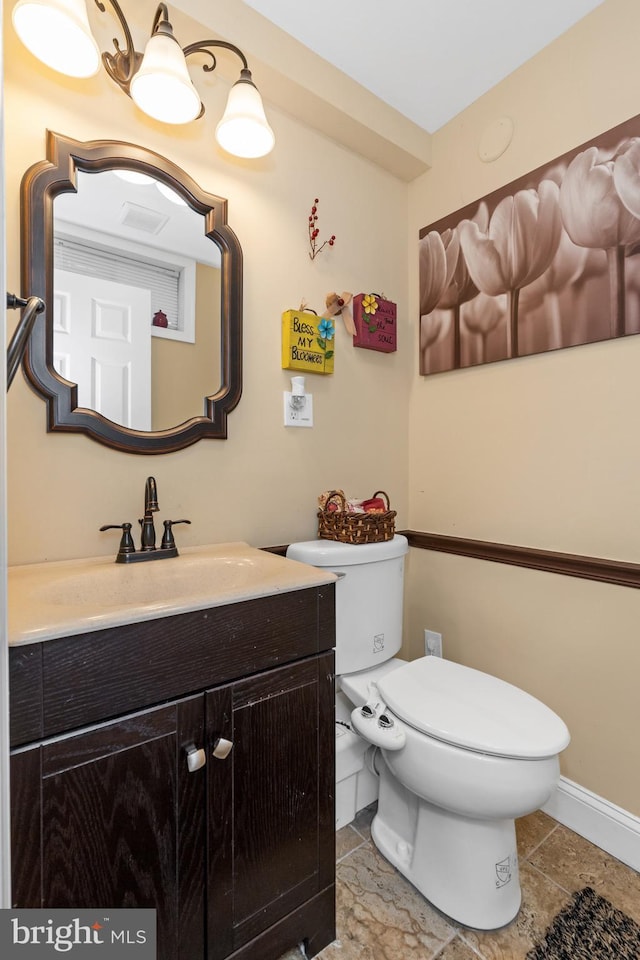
[207,652,335,959]
[11,696,206,960]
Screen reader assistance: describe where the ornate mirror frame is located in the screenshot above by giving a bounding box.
[20,131,243,454]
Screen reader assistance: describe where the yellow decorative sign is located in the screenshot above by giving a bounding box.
[281,310,335,374]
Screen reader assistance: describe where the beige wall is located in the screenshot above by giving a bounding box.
[6,0,640,820]
[406,0,640,815]
[151,264,221,431]
[4,3,410,565]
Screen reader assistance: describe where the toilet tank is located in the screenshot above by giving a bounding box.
[286,535,409,674]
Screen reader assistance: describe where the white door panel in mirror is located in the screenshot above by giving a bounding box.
[54,270,152,430]
[53,170,221,431]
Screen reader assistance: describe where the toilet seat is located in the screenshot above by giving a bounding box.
[340,658,407,706]
[377,656,570,760]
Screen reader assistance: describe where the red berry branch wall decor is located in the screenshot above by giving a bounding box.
[308,198,336,260]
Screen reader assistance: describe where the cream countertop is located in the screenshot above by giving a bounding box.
[8,541,336,646]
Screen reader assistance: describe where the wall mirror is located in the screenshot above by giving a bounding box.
[20,132,243,453]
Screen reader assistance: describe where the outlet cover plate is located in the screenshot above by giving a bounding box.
[284,392,313,427]
[424,629,442,657]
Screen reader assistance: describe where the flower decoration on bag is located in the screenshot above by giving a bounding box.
[308,198,336,260]
[353,294,397,352]
[317,317,335,364]
[361,294,379,332]
[318,317,335,340]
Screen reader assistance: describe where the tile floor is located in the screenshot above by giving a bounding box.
[280,805,640,960]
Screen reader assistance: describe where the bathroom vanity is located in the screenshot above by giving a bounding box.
[8,544,336,960]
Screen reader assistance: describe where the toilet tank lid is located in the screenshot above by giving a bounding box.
[286,534,408,567]
[378,657,570,760]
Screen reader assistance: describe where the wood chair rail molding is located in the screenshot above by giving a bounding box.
[405,531,640,590]
[263,534,640,589]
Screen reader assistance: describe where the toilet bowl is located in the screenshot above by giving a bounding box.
[343,655,568,928]
[286,535,570,930]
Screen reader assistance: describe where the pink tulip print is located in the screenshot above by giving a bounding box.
[519,228,590,350]
[612,138,640,218]
[419,229,459,370]
[419,230,459,315]
[436,208,486,365]
[419,207,486,369]
[462,293,506,365]
[459,181,562,357]
[418,113,640,376]
[420,310,452,373]
[559,142,640,337]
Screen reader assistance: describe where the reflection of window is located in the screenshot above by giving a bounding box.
[54,230,196,343]
[55,235,179,327]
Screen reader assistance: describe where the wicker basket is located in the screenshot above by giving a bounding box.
[317,490,396,545]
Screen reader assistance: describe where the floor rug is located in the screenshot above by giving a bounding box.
[527,886,640,960]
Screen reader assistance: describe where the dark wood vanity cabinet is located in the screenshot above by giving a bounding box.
[9,586,336,960]
[11,697,204,958]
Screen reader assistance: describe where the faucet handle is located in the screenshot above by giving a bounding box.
[161,519,191,551]
[100,522,136,559]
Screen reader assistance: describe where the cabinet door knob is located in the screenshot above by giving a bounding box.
[212,737,233,760]
[186,745,207,773]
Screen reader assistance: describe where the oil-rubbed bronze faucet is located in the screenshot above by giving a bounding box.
[100,477,191,563]
[140,476,159,550]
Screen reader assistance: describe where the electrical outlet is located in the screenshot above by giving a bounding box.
[424,629,443,658]
[283,392,313,427]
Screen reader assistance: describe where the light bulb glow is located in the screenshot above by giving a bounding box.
[113,170,156,185]
[12,2,276,158]
[156,182,187,206]
[215,78,275,159]
[130,32,201,125]
[12,0,100,78]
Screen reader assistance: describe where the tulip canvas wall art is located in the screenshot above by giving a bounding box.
[419,114,640,374]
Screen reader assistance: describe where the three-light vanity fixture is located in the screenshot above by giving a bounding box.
[11,0,276,158]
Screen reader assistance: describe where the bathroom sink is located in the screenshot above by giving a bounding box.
[40,551,266,608]
[8,541,336,645]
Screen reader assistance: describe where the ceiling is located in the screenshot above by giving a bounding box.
[240,0,605,133]
[56,172,219,266]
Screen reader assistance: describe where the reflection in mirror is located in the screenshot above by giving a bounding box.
[20,132,243,454]
[54,170,222,432]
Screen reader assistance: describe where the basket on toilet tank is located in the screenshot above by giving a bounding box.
[317,490,396,544]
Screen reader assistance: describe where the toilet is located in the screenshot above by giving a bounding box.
[286,534,570,930]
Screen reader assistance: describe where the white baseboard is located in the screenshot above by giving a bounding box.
[542,776,640,873]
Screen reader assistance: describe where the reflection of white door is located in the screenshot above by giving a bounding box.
[54,270,152,430]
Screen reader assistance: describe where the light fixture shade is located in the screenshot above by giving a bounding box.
[215,73,275,159]
[12,0,100,78]
[130,31,201,125]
